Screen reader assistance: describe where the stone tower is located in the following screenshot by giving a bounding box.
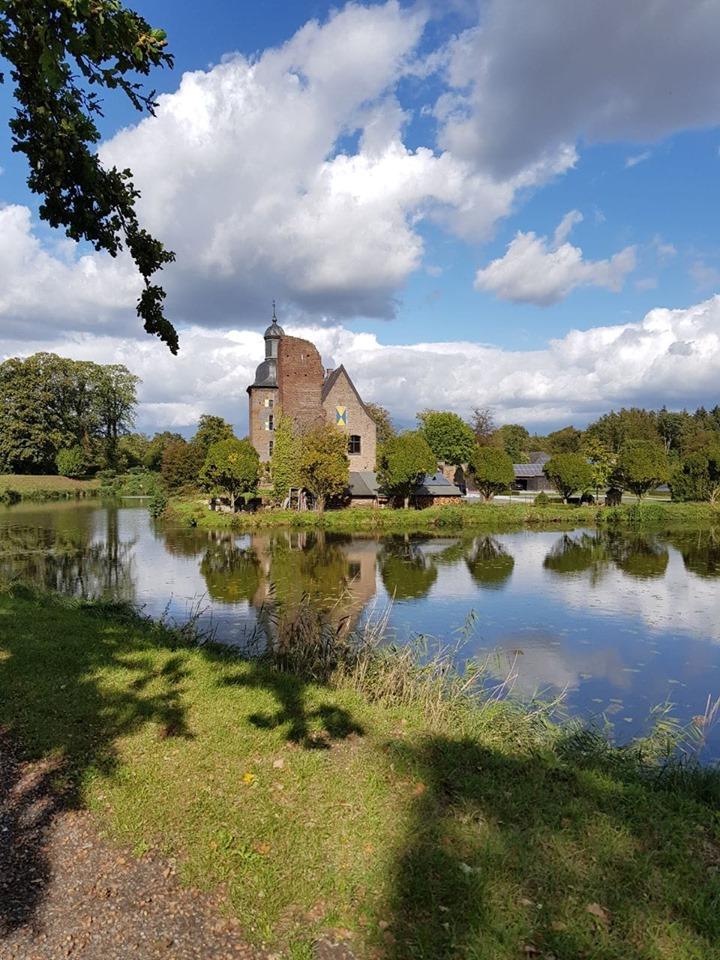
[247,305,283,462]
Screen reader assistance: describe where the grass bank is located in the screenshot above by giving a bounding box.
[0,587,718,959]
[167,495,720,534]
[0,474,101,504]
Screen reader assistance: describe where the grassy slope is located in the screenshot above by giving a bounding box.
[0,474,100,499]
[168,496,720,533]
[1,590,718,959]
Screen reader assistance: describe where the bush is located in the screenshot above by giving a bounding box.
[148,490,169,519]
[534,491,550,506]
[56,445,88,478]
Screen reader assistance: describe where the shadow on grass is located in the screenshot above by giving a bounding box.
[0,592,194,937]
[384,733,720,960]
[223,664,364,749]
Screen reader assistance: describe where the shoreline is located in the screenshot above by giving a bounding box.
[165,496,720,533]
[0,585,718,957]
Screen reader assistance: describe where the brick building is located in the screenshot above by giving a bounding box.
[248,308,376,470]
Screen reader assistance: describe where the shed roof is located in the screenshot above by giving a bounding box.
[349,471,379,498]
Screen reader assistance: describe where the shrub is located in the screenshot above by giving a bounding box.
[534,491,550,507]
[56,445,88,478]
[543,453,593,503]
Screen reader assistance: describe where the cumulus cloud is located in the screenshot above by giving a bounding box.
[3,296,720,434]
[438,0,720,177]
[474,211,636,304]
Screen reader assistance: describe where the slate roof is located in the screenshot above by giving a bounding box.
[347,471,463,498]
[349,471,379,498]
[414,471,463,497]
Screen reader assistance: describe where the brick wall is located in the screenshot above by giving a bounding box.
[248,386,278,462]
[277,336,325,433]
[322,369,377,471]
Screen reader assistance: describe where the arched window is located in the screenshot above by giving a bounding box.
[348,435,361,455]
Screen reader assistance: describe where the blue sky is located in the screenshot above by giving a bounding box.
[1,0,720,432]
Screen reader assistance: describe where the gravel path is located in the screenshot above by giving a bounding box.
[0,730,270,960]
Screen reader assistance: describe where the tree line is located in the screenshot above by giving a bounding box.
[0,353,139,475]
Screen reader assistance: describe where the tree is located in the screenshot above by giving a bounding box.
[143,431,184,471]
[192,415,235,458]
[543,453,593,503]
[200,438,259,511]
[0,1,177,350]
[0,352,138,473]
[377,431,437,509]
[117,432,150,470]
[585,408,660,453]
[298,424,349,513]
[616,441,669,500]
[582,437,617,500]
[160,439,203,491]
[417,410,475,465]
[670,445,720,503]
[547,426,583,454]
[270,414,302,503]
[56,445,88,478]
[93,364,139,468]
[495,424,531,463]
[469,446,514,500]
[365,403,396,447]
[470,407,496,445]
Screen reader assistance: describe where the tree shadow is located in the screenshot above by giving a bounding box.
[222,664,364,749]
[384,732,720,959]
[0,592,194,938]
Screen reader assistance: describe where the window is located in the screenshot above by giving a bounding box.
[269,441,274,457]
[348,435,361,455]
[263,397,274,408]
[268,414,274,431]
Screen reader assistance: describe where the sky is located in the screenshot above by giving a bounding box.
[1,0,720,435]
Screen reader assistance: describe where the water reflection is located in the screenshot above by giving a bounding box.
[543,531,669,581]
[2,502,720,755]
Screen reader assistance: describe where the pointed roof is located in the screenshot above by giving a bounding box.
[264,300,285,339]
[321,364,371,416]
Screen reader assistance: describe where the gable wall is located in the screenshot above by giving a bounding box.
[322,371,377,471]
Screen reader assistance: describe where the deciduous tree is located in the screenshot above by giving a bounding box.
[495,424,531,463]
[200,438,259,511]
[161,439,203,491]
[417,410,474,465]
[192,415,235,458]
[0,1,177,349]
[469,446,514,500]
[470,407,496,445]
[377,431,436,509]
[270,414,302,503]
[616,441,669,500]
[543,453,593,503]
[365,403,396,447]
[298,424,349,513]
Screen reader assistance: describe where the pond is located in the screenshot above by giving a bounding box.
[2,500,720,757]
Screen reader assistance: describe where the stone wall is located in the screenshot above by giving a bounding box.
[248,386,277,462]
[277,336,325,434]
[322,369,377,471]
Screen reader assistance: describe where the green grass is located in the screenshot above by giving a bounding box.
[0,588,719,959]
[0,473,101,502]
[167,495,720,534]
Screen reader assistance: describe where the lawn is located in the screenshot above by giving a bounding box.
[0,588,718,959]
[0,474,101,501]
[167,495,720,535]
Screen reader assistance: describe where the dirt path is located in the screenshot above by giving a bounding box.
[0,731,269,960]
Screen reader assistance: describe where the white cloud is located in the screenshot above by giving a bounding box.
[438,0,720,177]
[3,296,720,434]
[690,260,720,290]
[474,211,636,305]
[625,151,652,168]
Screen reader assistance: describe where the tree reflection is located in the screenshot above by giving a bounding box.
[199,537,261,604]
[0,504,135,600]
[466,536,515,589]
[544,531,669,581]
[380,537,438,600]
[668,528,720,579]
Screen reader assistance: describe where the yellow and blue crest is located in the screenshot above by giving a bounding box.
[335,405,347,426]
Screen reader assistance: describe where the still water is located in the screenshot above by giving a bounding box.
[2,501,720,755]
